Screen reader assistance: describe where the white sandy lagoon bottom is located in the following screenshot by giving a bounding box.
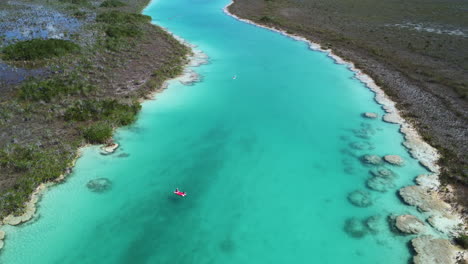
[0,0,444,263]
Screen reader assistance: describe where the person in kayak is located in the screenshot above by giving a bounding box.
[174,188,186,196]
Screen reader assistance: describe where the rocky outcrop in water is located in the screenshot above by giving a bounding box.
[393,214,426,234]
[360,155,382,165]
[411,235,460,264]
[415,174,440,190]
[383,155,404,166]
[100,143,119,155]
[427,215,464,235]
[362,112,378,119]
[0,230,5,249]
[382,113,400,124]
[399,186,450,213]
[86,178,112,193]
[347,190,373,207]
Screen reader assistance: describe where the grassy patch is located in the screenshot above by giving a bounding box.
[59,0,90,5]
[82,122,113,143]
[18,76,95,102]
[96,11,151,24]
[259,16,274,23]
[100,0,127,7]
[72,11,87,18]
[97,11,151,50]
[2,39,80,61]
[105,24,142,38]
[64,99,141,125]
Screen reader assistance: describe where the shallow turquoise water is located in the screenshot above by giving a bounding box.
[1,0,429,263]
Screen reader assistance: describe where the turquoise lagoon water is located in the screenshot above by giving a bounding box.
[1,0,430,263]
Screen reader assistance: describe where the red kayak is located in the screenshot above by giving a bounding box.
[174,188,186,197]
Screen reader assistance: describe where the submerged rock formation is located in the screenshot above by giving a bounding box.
[364,215,382,234]
[347,190,373,207]
[370,168,396,179]
[411,235,461,264]
[352,123,376,139]
[383,155,405,166]
[344,217,368,238]
[393,214,426,234]
[349,141,374,151]
[366,176,395,192]
[86,178,112,193]
[360,155,383,166]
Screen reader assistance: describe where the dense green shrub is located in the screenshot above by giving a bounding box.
[18,76,95,102]
[73,11,87,18]
[105,24,141,38]
[64,99,141,125]
[2,39,80,61]
[82,122,113,143]
[259,16,274,23]
[0,145,37,172]
[97,11,150,49]
[96,11,151,24]
[455,234,468,249]
[59,0,89,5]
[100,0,127,7]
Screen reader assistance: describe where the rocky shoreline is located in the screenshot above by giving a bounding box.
[224,1,466,262]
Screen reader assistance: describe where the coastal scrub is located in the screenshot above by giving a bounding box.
[2,39,80,61]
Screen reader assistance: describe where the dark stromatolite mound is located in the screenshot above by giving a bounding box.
[86,178,112,193]
[364,215,382,234]
[117,153,130,158]
[369,168,396,179]
[347,190,373,207]
[352,123,376,139]
[366,176,396,192]
[344,217,368,238]
[349,141,375,150]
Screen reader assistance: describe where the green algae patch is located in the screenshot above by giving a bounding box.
[2,39,80,61]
